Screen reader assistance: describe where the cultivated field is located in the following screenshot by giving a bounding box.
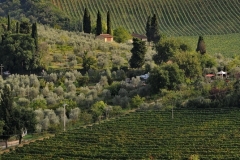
[50,0,240,36]
[2,108,240,159]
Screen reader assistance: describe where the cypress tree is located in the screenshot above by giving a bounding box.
[31,22,38,50]
[196,36,206,55]
[83,8,91,33]
[107,11,112,35]
[7,14,11,31]
[145,16,151,44]
[0,84,14,148]
[96,10,102,36]
[16,22,19,33]
[150,14,160,43]
[129,38,147,68]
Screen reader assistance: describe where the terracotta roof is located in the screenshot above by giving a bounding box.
[205,74,215,77]
[97,34,113,38]
[132,33,147,39]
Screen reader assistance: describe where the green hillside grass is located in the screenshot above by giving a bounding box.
[2,108,240,159]
[50,0,240,36]
[177,33,240,57]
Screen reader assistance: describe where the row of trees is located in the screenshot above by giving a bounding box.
[83,8,112,36]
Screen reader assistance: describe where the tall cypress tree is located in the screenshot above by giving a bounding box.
[96,10,102,36]
[196,36,206,55]
[129,38,147,68]
[107,11,112,35]
[16,22,19,33]
[7,14,11,31]
[145,16,151,44]
[150,14,160,43]
[31,22,38,50]
[83,8,91,33]
[0,84,14,148]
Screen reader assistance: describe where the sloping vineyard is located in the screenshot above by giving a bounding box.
[50,0,240,36]
[2,108,240,159]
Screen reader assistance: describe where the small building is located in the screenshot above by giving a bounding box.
[217,71,227,79]
[96,34,113,42]
[132,33,147,41]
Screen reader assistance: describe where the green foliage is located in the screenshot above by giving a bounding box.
[30,98,47,110]
[106,81,121,96]
[148,63,184,93]
[96,10,102,36]
[113,27,131,43]
[153,38,186,64]
[77,76,89,87]
[91,101,107,122]
[129,38,147,68]
[173,52,202,81]
[31,22,38,50]
[196,36,206,55]
[0,120,4,135]
[130,95,145,109]
[7,14,11,31]
[107,11,112,35]
[82,51,97,72]
[145,16,151,43]
[0,34,39,72]
[0,84,36,146]
[83,8,91,33]
[149,14,160,43]
[20,21,31,34]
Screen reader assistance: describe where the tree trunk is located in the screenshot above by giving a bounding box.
[5,139,8,148]
[19,134,22,144]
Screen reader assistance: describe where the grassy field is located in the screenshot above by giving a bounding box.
[176,33,240,57]
[2,108,240,159]
[50,0,240,36]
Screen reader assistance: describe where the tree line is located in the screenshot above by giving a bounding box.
[0,14,41,73]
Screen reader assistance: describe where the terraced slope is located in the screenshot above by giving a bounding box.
[50,0,240,36]
[2,108,240,159]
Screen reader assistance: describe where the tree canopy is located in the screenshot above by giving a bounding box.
[107,11,112,35]
[196,36,206,55]
[0,34,39,72]
[83,8,91,33]
[96,10,102,36]
[129,38,147,68]
[113,27,131,43]
[0,84,36,148]
[148,63,185,93]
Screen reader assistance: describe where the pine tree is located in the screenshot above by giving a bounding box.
[7,14,11,31]
[150,14,161,43]
[196,36,206,55]
[31,22,38,50]
[83,8,91,33]
[129,38,147,68]
[145,16,151,43]
[96,10,102,36]
[107,11,112,35]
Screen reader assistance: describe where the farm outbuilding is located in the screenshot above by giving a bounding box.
[96,34,113,42]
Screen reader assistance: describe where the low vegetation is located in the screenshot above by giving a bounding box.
[2,108,240,159]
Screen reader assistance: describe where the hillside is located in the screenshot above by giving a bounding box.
[2,108,240,159]
[50,0,240,36]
